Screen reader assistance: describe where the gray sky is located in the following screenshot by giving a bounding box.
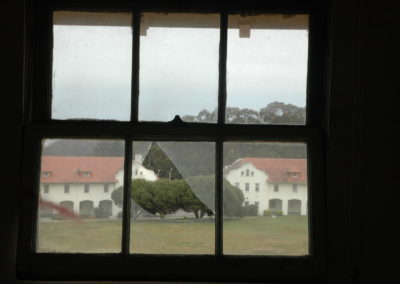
[52,16,308,121]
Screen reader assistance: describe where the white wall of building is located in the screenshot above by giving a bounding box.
[267,183,308,215]
[225,163,269,215]
[40,183,118,218]
[225,162,308,216]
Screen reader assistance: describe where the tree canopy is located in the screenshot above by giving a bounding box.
[111,176,245,219]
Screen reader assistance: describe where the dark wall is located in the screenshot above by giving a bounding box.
[1,0,397,283]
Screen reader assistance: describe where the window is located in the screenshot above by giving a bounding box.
[43,185,49,194]
[42,171,51,177]
[19,1,327,282]
[255,183,260,192]
[293,184,298,193]
[64,184,69,194]
[104,184,109,193]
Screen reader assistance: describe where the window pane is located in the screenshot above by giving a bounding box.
[36,139,125,253]
[139,13,220,122]
[52,12,132,121]
[130,141,215,254]
[226,14,309,125]
[223,142,308,255]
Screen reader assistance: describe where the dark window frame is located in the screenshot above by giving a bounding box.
[64,184,69,194]
[43,184,49,194]
[84,184,90,193]
[18,0,328,282]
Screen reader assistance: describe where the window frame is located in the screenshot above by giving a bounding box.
[18,0,328,282]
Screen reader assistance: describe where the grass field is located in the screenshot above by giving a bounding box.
[37,216,308,255]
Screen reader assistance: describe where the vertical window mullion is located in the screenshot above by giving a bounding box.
[215,139,224,256]
[131,12,141,123]
[217,13,228,125]
[121,138,133,254]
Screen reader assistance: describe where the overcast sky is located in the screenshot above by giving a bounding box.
[52,20,308,121]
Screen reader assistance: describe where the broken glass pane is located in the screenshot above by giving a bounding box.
[130,141,215,254]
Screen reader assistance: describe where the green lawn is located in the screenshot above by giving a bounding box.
[37,216,308,255]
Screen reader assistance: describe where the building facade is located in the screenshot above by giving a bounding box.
[39,155,157,218]
[224,158,308,215]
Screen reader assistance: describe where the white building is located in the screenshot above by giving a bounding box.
[224,158,308,216]
[39,155,157,219]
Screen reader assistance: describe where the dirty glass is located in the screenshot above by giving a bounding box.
[52,12,132,121]
[223,142,309,255]
[139,13,220,122]
[226,14,309,125]
[36,139,125,253]
[130,141,215,254]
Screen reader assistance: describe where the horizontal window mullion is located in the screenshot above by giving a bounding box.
[27,122,322,140]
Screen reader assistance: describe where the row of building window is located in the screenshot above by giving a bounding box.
[274,184,298,193]
[244,201,259,206]
[235,183,299,193]
[240,169,254,177]
[43,184,110,194]
[236,182,260,192]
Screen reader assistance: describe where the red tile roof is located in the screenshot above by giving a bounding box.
[40,156,124,184]
[225,158,307,184]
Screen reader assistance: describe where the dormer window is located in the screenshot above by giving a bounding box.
[42,171,51,177]
[287,171,300,178]
[77,169,92,177]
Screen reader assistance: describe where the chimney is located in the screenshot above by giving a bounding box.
[134,154,143,163]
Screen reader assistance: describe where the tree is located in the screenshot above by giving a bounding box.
[111,177,245,219]
[223,180,245,217]
[111,184,149,220]
[259,101,305,125]
[142,143,183,179]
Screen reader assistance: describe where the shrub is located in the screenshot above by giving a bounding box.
[273,210,283,217]
[242,204,258,216]
[117,211,123,219]
[263,210,272,216]
[94,207,106,218]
